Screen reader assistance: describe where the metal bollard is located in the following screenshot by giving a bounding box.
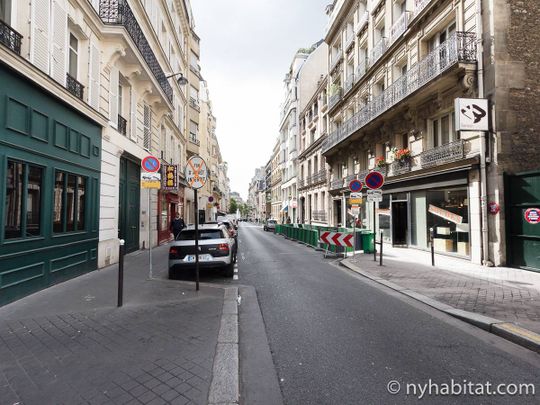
[118,239,125,307]
[430,227,435,266]
[379,230,383,266]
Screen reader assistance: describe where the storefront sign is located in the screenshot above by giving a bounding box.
[454,98,489,131]
[141,172,161,189]
[162,165,177,190]
[428,204,463,224]
[488,202,500,215]
[524,208,540,224]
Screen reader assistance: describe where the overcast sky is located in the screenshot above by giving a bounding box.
[191,0,330,200]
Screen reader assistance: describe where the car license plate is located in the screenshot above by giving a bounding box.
[184,254,212,262]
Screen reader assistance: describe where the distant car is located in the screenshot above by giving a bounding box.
[264,219,277,232]
[168,224,235,278]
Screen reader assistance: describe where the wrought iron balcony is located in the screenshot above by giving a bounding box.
[369,37,387,67]
[99,0,173,102]
[189,133,200,146]
[66,73,84,100]
[330,178,344,191]
[298,179,306,189]
[322,32,476,154]
[419,140,464,168]
[118,114,127,135]
[390,12,409,45]
[189,97,200,111]
[311,170,327,185]
[388,159,411,176]
[344,74,355,94]
[0,19,22,55]
[355,59,367,83]
[329,53,343,72]
[412,0,434,20]
[344,34,355,53]
[328,89,343,110]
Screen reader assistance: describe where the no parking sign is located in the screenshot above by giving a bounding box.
[524,208,540,224]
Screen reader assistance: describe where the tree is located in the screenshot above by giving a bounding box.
[229,198,238,214]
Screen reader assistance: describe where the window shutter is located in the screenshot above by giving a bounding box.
[88,42,100,108]
[109,66,119,126]
[31,0,50,73]
[51,0,68,85]
[130,87,138,141]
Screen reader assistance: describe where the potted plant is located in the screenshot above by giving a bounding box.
[393,148,411,162]
[375,156,386,168]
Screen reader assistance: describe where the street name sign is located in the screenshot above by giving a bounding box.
[185,156,208,189]
[141,155,161,173]
[141,172,161,189]
[319,231,354,248]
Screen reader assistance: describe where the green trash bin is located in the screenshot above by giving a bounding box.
[362,232,375,253]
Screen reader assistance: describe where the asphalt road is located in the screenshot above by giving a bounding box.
[236,223,540,405]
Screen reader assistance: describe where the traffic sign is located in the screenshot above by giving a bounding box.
[350,192,362,198]
[349,179,363,192]
[319,231,354,247]
[142,155,161,173]
[367,190,383,202]
[364,171,384,190]
[141,172,161,189]
[524,208,540,224]
[185,156,208,189]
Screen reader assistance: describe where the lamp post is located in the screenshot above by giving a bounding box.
[166,72,188,86]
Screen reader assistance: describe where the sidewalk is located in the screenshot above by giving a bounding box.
[0,244,235,405]
[342,245,540,337]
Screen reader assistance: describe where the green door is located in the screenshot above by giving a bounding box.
[506,171,540,271]
[119,156,140,253]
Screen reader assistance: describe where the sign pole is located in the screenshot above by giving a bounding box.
[149,188,153,279]
[195,188,200,291]
[373,200,377,262]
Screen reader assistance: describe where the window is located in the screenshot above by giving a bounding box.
[189,120,199,143]
[68,33,78,78]
[143,104,152,150]
[402,133,409,148]
[353,158,360,174]
[431,111,457,147]
[1,0,11,24]
[53,171,87,233]
[4,160,43,239]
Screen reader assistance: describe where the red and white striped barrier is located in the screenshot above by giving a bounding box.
[319,231,353,248]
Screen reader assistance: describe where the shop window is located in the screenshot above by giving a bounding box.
[4,160,43,239]
[53,171,87,233]
[427,189,469,256]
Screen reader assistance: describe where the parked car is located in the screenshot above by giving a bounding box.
[264,219,277,232]
[168,224,235,278]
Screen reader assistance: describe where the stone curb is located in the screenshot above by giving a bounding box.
[340,259,540,354]
[208,287,239,405]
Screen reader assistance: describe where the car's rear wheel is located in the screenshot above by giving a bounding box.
[168,267,176,280]
[224,260,235,277]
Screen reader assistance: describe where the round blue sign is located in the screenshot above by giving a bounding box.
[142,156,160,173]
[349,179,363,192]
[364,171,385,190]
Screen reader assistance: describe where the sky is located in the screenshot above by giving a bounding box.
[190,0,330,200]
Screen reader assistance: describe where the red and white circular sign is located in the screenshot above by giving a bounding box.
[488,202,500,215]
[524,208,540,224]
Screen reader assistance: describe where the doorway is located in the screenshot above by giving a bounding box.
[119,156,140,253]
[392,201,408,246]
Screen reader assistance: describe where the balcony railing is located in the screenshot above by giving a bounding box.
[118,114,127,135]
[388,159,411,176]
[322,32,476,154]
[311,170,327,185]
[355,58,367,83]
[330,178,344,191]
[312,210,327,222]
[99,0,173,102]
[419,139,464,168]
[66,73,84,100]
[189,97,200,111]
[0,19,22,55]
[328,89,343,110]
[344,34,355,52]
[369,37,387,67]
[390,12,409,45]
[412,0,433,20]
[356,11,369,34]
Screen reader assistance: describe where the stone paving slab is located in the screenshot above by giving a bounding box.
[0,244,225,405]
[344,248,540,335]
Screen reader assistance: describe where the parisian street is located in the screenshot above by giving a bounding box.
[236,223,540,404]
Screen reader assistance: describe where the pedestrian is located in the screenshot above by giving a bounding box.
[170,212,185,240]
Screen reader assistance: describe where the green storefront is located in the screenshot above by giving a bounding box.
[0,63,102,305]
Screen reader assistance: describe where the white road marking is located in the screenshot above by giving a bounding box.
[233,275,238,280]
[234,268,238,273]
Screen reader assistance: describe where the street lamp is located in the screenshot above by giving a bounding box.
[166,72,188,86]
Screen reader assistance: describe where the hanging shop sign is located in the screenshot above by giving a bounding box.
[454,98,489,131]
[162,165,178,190]
[428,204,463,224]
[524,208,540,224]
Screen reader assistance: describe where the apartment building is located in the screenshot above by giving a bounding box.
[322,0,539,267]
[265,158,272,220]
[248,167,266,221]
[0,0,222,304]
[297,41,330,226]
[270,140,282,220]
